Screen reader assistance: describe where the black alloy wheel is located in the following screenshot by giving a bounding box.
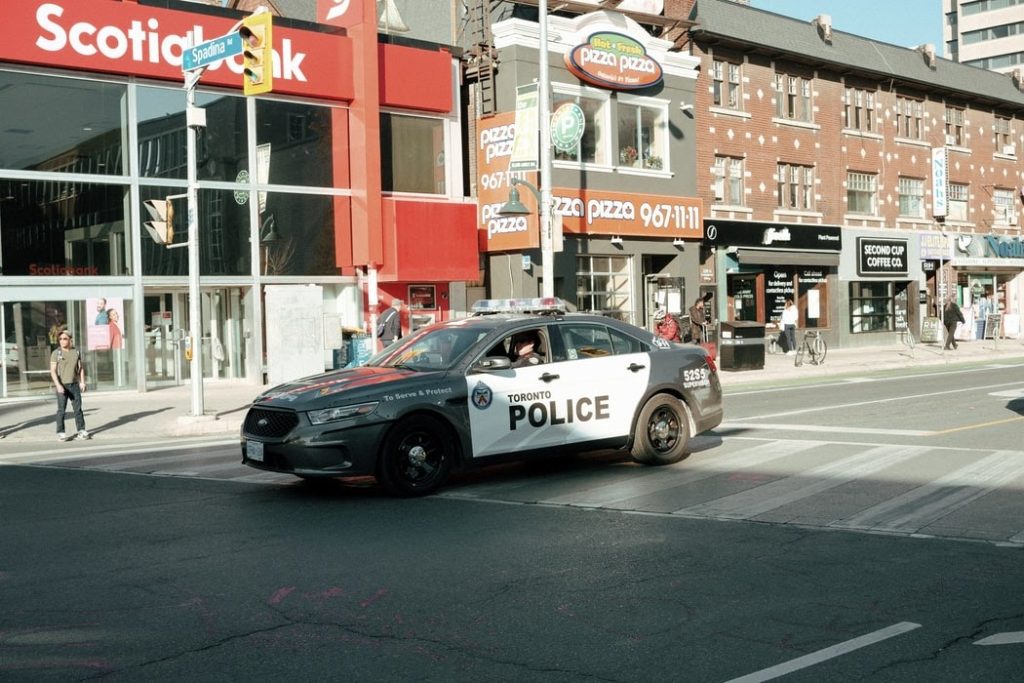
[631,395,691,465]
[377,415,453,496]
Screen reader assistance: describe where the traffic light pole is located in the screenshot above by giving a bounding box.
[185,76,204,417]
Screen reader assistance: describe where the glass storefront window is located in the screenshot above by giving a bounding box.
[850,281,894,333]
[0,179,130,276]
[2,299,134,397]
[139,187,252,277]
[136,86,248,182]
[616,98,667,170]
[256,100,339,187]
[259,192,339,276]
[0,70,127,175]
[576,255,632,322]
[380,113,446,194]
[553,88,608,165]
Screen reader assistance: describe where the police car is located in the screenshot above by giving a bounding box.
[241,298,723,496]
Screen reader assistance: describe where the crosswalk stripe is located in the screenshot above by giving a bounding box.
[541,439,826,507]
[830,450,1024,533]
[673,444,930,520]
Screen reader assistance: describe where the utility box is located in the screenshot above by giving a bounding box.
[719,320,765,371]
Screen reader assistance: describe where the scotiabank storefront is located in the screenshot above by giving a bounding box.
[0,0,476,398]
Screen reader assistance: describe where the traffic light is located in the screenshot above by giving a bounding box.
[143,198,175,245]
[239,13,273,96]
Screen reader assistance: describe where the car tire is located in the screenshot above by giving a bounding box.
[631,395,691,466]
[377,415,454,496]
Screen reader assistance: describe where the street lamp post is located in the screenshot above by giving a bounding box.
[498,0,554,299]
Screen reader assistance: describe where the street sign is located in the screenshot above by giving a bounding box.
[182,33,243,72]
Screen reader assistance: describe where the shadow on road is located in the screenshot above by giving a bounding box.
[89,407,173,436]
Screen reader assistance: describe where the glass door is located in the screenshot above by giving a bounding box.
[143,291,185,387]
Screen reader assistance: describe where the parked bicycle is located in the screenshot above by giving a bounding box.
[794,330,827,367]
[898,327,916,356]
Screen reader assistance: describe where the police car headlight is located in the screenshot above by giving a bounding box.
[307,402,379,425]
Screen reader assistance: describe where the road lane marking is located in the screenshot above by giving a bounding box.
[0,438,238,464]
[932,415,1024,435]
[975,632,1024,646]
[830,450,1024,533]
[728,379,1024,421]
[674,445,929,520]
[724,622,922,683]
[718,422,933,437]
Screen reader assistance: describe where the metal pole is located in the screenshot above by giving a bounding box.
[538,0,554,298]
[186,79,204,416]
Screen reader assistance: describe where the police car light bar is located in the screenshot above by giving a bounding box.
[471,298,571,315]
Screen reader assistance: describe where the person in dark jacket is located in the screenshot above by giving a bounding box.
[943,296,965,350]
[377,300,403,348]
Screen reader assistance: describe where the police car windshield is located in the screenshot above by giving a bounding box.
[376,326,490,371]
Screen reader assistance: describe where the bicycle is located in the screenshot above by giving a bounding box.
[898,328,916,357]
[794,330,827,367]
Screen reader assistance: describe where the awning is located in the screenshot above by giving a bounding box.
[736,248,840,267]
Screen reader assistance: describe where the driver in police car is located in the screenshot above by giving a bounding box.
[511,330,544,368]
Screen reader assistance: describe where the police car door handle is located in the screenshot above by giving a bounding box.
[628,363,646,372]
[539,372,560,382]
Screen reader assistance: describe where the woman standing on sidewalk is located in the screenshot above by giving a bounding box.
[781,297,798,356]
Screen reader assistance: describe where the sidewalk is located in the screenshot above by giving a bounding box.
[2,339,1022,444]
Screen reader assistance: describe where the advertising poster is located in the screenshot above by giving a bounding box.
[86,297,125,351]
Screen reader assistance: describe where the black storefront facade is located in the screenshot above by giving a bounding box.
[704,219,842,348]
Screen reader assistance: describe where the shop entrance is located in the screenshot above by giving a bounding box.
[143,287,250,389]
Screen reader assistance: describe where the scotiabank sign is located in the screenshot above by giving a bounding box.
[1,0,354,101]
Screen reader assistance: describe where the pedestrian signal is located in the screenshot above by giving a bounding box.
[239,13,273,96]
[143,198,175,245]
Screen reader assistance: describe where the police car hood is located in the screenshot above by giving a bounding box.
[254,365,438,408]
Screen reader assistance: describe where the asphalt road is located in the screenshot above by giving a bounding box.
[2,362,1023,680]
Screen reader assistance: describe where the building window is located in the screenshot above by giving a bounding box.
[898,177,925,218]
[896,97,923,140]
[777,163,814,210]
[945,106,966,146]
[256,99,337,187]
[380,113,446,194]
[850,281,894,333]
[964,0,1024,14]
[773,72,812,122]
[965,51,1024,69]
[844,88,875,132]
[712,59,742,109]
[576,255,632,323]
[963,20,1024,44]
[994,187,1017,225]
[713,156,744,205]
[553,88,609,165]
[616,97,667,170]
[949,182,969,220]
[846,172,877,214]
[994,116,1014,154]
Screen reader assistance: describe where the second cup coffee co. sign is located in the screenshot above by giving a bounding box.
[564,31,663,90]
[857,237,909,276]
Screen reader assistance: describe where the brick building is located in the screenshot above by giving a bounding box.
[683,0,1024,347]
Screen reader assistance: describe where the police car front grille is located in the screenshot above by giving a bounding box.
[244,408,298,438]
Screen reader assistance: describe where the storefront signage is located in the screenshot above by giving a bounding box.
[918,233,950,260]
[510,84,539,172]
[953,234,1024,261]
[552,189,701,238]
[3,0,353,101]
[857,237,908,276]
[550,103,585,152]
[931,147,947,218]
[477,112,539,252]
[564,31,663,91]
[765,268,795,322]
[703,220,842,250]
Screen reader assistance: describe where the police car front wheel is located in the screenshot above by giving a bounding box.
[377,415,454,496]
[631,395,691,466]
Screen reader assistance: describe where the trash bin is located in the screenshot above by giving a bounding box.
[718,320,765,371]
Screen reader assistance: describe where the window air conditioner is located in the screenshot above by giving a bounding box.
[945,134,957,146]
[1002,144,1016,155]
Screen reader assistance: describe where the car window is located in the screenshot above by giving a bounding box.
[481,327,548,365]
[554,324,616,361]
[383,327,489,370]
[609,328,646,354]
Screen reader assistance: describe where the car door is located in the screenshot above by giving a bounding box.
[466,322,650,459]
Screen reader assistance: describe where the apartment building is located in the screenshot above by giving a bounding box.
[944,0,1024,73]
[686,0,1024,349]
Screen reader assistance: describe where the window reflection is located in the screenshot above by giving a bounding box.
[381,114,446,194]
[256,100,337,187]
[0,70,126,175]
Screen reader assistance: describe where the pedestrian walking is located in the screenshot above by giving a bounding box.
[780,297,798,356]
[653,309,681,342]
[687,297,707,344]
[376,300,403,348]
[49,330,90,441]
[943,297,965,350]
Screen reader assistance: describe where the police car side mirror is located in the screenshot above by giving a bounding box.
[472,357,512,372]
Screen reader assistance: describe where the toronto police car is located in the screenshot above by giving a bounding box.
[241,298,723,496]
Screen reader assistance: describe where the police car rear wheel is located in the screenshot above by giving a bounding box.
[631,395,690,465]
[377,415,453,496]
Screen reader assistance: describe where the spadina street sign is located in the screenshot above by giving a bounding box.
[565,31,662,91]
[182,33,243,71]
